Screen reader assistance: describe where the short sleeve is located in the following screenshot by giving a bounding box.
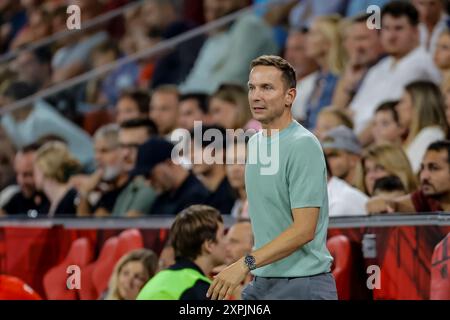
[287,136,327,209]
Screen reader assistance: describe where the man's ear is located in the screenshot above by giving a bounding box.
[202,239,214,255]
[285,87,297,107]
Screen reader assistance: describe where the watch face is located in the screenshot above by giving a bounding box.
[245,255,256,270]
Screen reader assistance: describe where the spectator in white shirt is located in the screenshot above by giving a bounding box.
[349,1,441,144]
[325,155,368,217]
[413,0,448,55]
[396,81,449,173]
[284,27,319,123]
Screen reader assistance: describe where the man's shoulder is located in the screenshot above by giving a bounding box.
[0,185,21,209]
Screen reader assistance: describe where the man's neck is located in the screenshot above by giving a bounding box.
[436,193,450,211]
[200,166,226,192]
[194,255,215,276]
[261,112,293,137]
[172,167,189,191]
[391,44,418,64]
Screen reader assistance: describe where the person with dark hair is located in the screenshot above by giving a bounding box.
[367,140,450,213]
[178,93,211,130]
[149,85,180,138]
[372,101,404,145]
[0,143,49,216]
[1,81,94,168]
[349,1,441,144]
[189,125,236,214]
[132,137,210,215]
[372,175,407,199]
[137,205,227,300]
[332,13,385,110]
[115,90,151,124]
[208,55,336,300]
[14,46,52,90]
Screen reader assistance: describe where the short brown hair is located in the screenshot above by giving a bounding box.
[250,55,297,89]
[170,205,223,261]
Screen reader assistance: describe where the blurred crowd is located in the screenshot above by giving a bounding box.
[0,0,449,222]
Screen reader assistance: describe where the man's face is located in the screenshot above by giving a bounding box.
[94,137,122,170]
[381,15,418,58]
[225,222,253,265]
[284,31,317,78]
[324,148,355,181]
[178,99,207,130]
[345,22,383,66]
[116,97,142,124]
[150,161,174,193]
[14,151,36,198]
[413,0,443,25]
[119,127,150,171]
[248,66,295,125]
[14,52,46,87]
[419,150,450,197]
[149,92,179,135]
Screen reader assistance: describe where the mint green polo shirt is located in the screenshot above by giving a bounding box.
[245,120,333,277]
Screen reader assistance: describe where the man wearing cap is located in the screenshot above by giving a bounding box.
[132,137,210,215]
[322,125,362,186]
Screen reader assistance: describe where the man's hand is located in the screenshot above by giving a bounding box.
[366,196,397,214]
[206,258,249,300]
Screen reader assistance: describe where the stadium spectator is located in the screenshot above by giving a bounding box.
[209,84,260,131]
[372,101,404,146]
[284,27,319,123]
[433,29,450,87]
[325,155,368,217]
[304,15,345,130]
[443,77,450,127]
[314,107,354,141]
[349,1,441,141]
[104,249,158,300]
[13,47,52,91]
[137,205,227,300]
[226,137,249,218]
[0,81,94,168]
[367,140,450,213]
[178,93,211,130]
[132,138,210,215]
[189,125,236,214]
[412,0,447,54]
[111,119,158,217]
[372,175,408,199]
[0,1,27,52]
[146,0,205,88]
[149,85,180,138]
[0,144,49,216]
[397,81,449,173]
[75,124,128,217]
[354,143,418,196]
[9,7,51,50]
[115,89,151,125]
[332,13,385,110]
[322,126,362,186]
[86,41,139,108]
[34,141,81,216]
[180,0,278,94]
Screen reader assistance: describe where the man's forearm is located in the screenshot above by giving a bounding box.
[249,225,315,269]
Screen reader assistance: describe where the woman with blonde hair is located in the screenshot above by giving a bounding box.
[209,83,261,131]
[304,14,346,130]
[433,29,450,89]
[34,141,81,216]
[354,143,417,196]
[105,248,158,300]
[396,81,449,173]
[440,75,450,129]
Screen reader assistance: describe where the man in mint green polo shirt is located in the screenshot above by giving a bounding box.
[207,55,337,300]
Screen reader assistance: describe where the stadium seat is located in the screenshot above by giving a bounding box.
[430,233,450,300]
[80,236,119,300]
[43,238,94,300]
[327,235,352,300]
[91,229,143,298]
[0,275,42,300]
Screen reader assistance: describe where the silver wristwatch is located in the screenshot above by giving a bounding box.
[244,254,257,271]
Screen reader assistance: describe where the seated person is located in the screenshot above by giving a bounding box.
[132,138,210,215]
[367,140,450,214]
[190,125,236,214]
[178,93,211,130]
[0,144,49,216]
[104,249,158,300]
[137,205,227,300]
[115,90,151,125]
[371,101,404,146]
